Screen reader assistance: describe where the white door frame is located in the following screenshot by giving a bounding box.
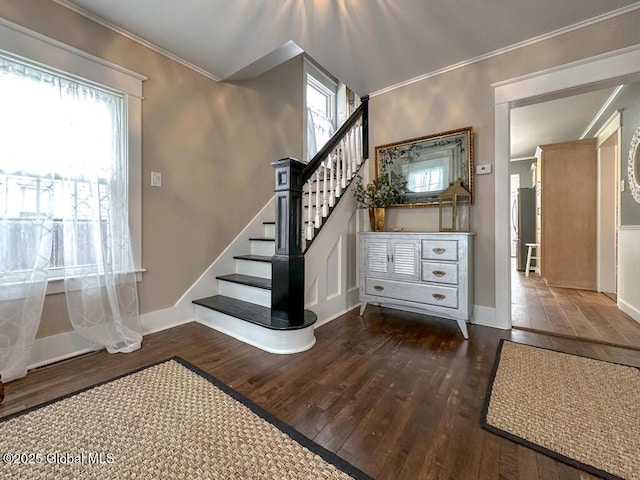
[493,43,640,330]
[595,111,622,294]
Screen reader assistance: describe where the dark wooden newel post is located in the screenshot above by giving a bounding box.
[271,157,306,327]
[361,95,369,159]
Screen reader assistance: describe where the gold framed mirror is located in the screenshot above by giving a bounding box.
[375,127,474,208]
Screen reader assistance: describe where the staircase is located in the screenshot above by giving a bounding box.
[193,221,318,353]
[192,97,369,354]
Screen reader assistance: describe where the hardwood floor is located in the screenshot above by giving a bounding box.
[511,262,640,350]
[3,308,639,479]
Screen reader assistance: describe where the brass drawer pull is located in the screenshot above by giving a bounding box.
[373,285,384,291]
[433,270,446,277]
[432,248,446,255]
[432,293,446,300]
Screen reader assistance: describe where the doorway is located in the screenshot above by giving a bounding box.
[494,44,640,339]
[507,102,636,347]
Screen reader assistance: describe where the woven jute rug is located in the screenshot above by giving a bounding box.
[0,358,371,479]
[482,340,640,480]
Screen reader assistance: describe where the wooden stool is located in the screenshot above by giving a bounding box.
[525,243,540,277]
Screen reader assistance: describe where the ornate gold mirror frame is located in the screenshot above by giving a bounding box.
[375,127,474,208]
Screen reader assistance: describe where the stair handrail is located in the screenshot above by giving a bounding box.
[270,96,369,327]
[301,96,369,184]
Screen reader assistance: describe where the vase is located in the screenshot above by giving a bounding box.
[368,207,386,231]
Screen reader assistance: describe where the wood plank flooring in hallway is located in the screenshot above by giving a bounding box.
[512,265,640,350]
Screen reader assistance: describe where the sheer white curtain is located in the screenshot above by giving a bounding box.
[307,108,335,162]
[0,56,142,383]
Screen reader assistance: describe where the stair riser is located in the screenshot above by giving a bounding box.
[263,223,275,238]
[194,306,316,354]
[218,281,270,307]
[250,240,275,256]
[235,259,272,279]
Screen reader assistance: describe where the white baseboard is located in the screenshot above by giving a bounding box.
[28,307,194,371]
[471,305,505,330]
[314,303,360,329]
[28,330,98,370]
[618,298,640,325]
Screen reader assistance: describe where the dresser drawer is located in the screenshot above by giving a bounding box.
[365,277,458,309]
[422,240,458,261]
[421,261,459,285]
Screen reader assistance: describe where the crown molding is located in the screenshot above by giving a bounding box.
[371,2,640,98]
[52,0,221,82]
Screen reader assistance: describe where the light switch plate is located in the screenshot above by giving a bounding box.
[151,172,162,187]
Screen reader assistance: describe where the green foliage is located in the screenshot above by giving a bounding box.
[352,172,406,208]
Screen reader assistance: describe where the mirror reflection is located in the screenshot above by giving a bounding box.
[375,127,474,207]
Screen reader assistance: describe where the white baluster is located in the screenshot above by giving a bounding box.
[306,179,313,240]
[314,170,321,228]
[350,129,357,176]
[335,146,342,198]
[345,136,352,181]
[328,152,335,208]
[356,121,362,166]
[341,139,347,189]
[322,160,329,217]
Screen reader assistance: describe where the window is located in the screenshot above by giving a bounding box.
[305,61,337,161]
[0,59,122,273]
[0,20,145,289]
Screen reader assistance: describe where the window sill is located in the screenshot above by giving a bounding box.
[45,269,146,295]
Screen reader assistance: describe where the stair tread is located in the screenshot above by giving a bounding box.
[234,254,272,263]
[216,273,271,290]
[193,295,317,330]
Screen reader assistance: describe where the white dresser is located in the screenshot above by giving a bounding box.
[358,232,474,338]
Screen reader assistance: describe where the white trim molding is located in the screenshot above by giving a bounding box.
[28,310,192,371]
[618,226,640,324]
[471,305,500,329]
[494,43,640,330]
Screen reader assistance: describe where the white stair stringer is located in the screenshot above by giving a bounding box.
[195,307,316,354]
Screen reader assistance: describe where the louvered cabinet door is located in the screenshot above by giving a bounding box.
[364,239,390,275]
[389,240,420,280]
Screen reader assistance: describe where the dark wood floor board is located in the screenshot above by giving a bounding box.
[346,360,426,477]
[517,446,540,480]
[477,431,501,479]
[535,451,561,480]
[498,440,520,480]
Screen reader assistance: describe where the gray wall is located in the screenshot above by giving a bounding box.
[586,80,640,226]
[511,158,536,189]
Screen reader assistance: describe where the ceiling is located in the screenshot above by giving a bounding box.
[511,86,618,160]
[54,1,638,159]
